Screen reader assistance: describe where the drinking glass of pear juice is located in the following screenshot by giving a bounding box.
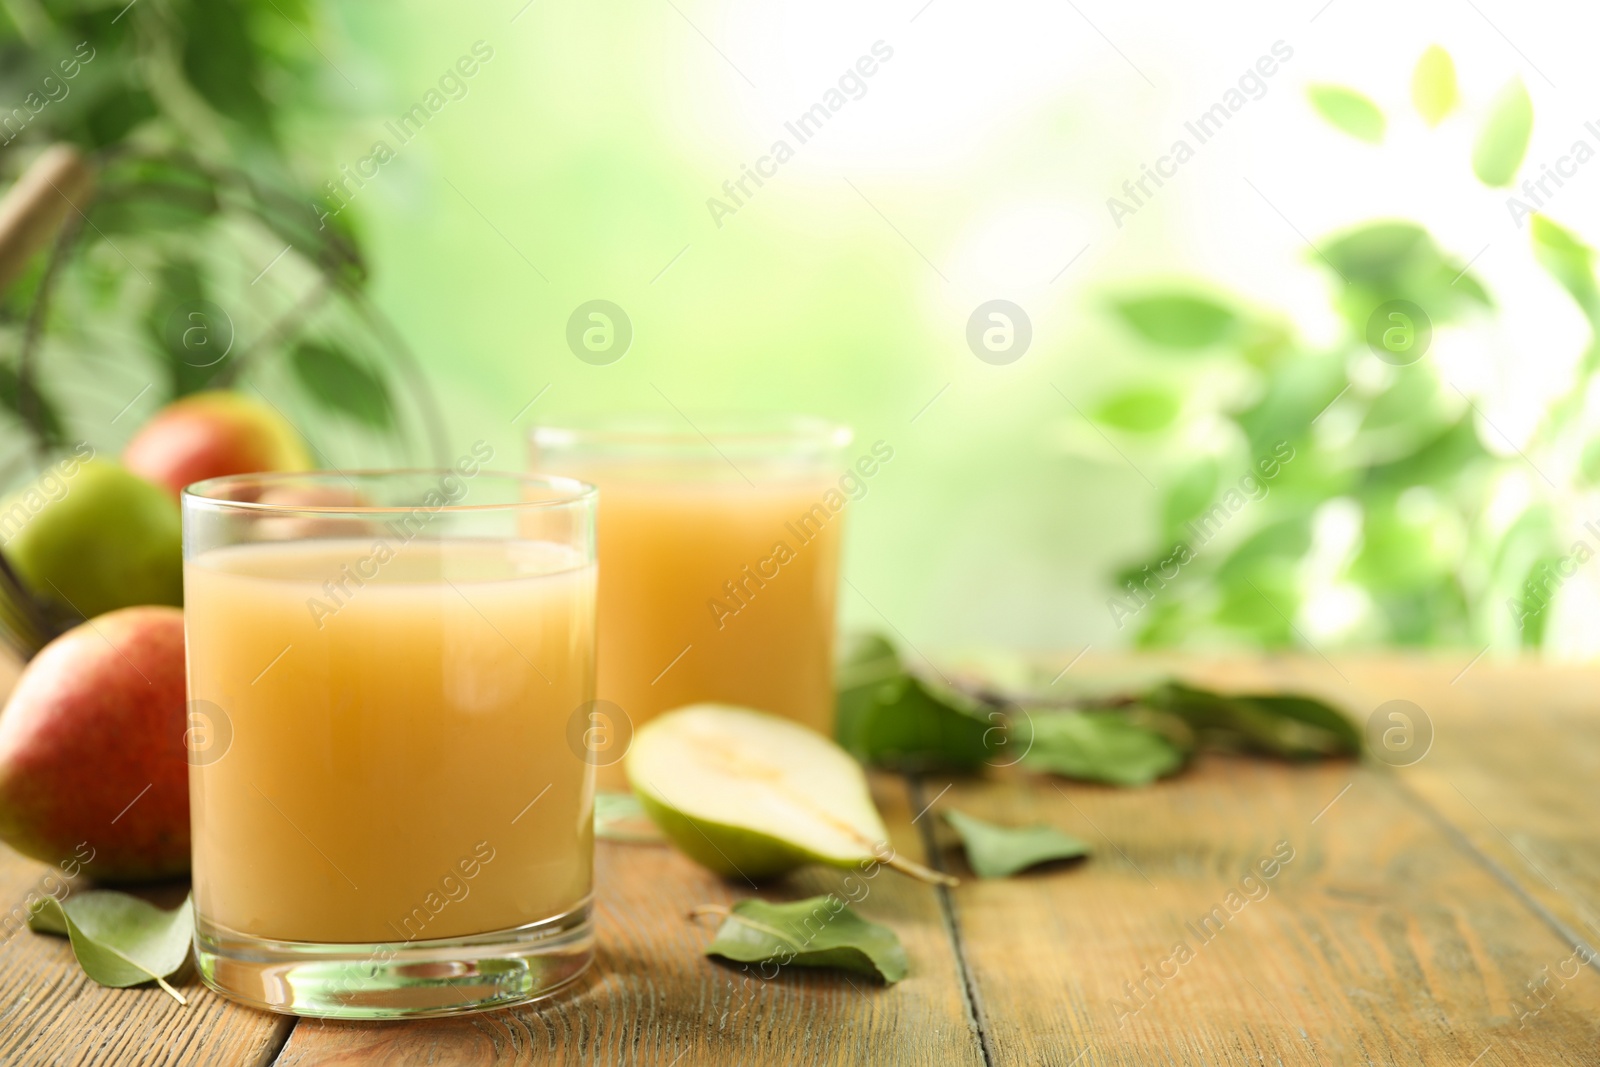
[530,418,852,790]
[181,471,598,1019]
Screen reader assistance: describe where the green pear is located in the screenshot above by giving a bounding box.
[1,458,182,623]
[627,704,954,885]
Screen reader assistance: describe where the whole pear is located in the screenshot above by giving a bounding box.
[1,459,182,621]
[0,607,189,881]
[123,390,310,497]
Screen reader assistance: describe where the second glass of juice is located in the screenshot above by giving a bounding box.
[182,469,598,1018]
[530,417,852,789]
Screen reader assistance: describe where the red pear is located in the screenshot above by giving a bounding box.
[123,390,311,497]
[0,607,189,881]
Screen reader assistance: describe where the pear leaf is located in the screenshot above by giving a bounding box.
[594,791,664,843]
[1111,293,1237,350]
[1530,214,1600,318]
[835,632,995,772]
[1093,386,1182,433]
[1472,78,1532,187]
[290,341,394,428]
[700,896,908,983]
[1411,45,1458,126]
[1021,711,1187,786]
[1143,682,1360,759]
[1307,84,1385,143]
[944,810,1089,878]
[28,891,193,1003]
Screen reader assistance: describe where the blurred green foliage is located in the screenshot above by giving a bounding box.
[0,0,442,474]
[1102,46,1587,651]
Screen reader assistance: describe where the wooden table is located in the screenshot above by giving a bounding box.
[3,656,1598,1066]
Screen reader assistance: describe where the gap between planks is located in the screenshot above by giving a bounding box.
[262,1014,296,1066]
[1385,770,1600,966]
[908,774,998,1067]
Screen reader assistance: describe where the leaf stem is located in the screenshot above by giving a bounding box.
[153,973,187,1005]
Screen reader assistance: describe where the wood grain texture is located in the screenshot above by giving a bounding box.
[4,657,1600,1065]
[920,655,1600,1066]
[0,861,289,1067]
[1342,660,1600,973]
[272,772,984,1066]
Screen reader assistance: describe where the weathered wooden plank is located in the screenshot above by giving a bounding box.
[1168,656,1600,961]
[0,851,290,1067]
[8,656,1600,1066]
[273,772,983,1066]
[925,657,1600,1066]
[1345,660,1600,957]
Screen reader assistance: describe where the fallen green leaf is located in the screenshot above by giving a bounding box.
[1021,710,1187,786]
[835,633,994,772]
[944,810,1089,878]
[1472,78,1532,187]
[1143,682,1360,759]
[594,791,664,843]
[700,896,907,983]
[1411,45,1458,126]
[1307,84,1386,143]
[28,891,193,1003]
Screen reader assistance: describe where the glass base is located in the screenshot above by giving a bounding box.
[194,901,594,1019]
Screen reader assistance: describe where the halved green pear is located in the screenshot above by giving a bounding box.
[627,704,954,885]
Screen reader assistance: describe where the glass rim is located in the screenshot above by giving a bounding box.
[181,469,598,515]
[529,413,851,452]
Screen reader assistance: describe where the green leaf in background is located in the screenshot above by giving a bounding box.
[1411,46,1458,126]
[1160,458,1221,541]
[595,791,664,843]
[92,158,220,239]
[290,341,395,428]
[943,810,1089,878]
[1321,221,1432,286]
[1318,220,1491,324]
[1363,416,1487,494]
[701,896,908,983]
[1092,386,1182,433]
[1530,215,1600,321]
[145,257,227,399]
[28,891,193,1003]
[1021,711,1187,786]
[1580,439,1600,487]
[0,363,65,447]
[1143,682,1360,759]
[835,633,995,772]
[1112,293,1237,350]
[1472,78,1533,187]
[177,0,279,143]
[1306,84,1386,143]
